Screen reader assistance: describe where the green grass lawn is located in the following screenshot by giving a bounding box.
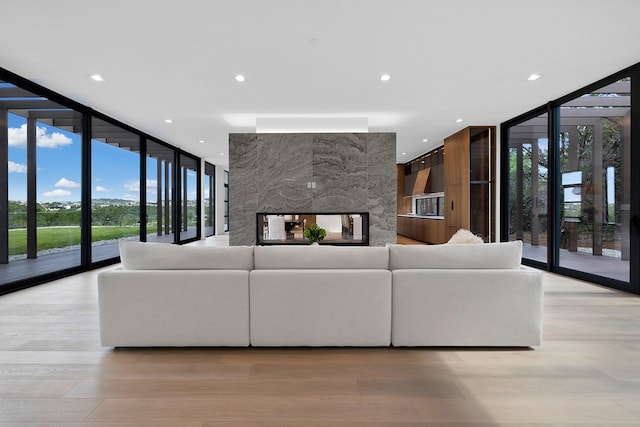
[8,226,140,256]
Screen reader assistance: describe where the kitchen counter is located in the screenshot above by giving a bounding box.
[398,214,444,220]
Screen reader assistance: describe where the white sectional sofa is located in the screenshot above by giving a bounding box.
[98,243,254,347]
[97,240,543,348]
[250,246,391,346]
[389,242,544,347]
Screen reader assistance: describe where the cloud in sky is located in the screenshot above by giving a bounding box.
[124,180,140,192]
[95,186,111,192]
[55,177,80,188]
[8,161,27,173]
[122,194,138,201]
[43,189,71,197]
[124,179,157,193]
[8,124,73,148]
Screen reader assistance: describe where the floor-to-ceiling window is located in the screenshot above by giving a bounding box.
[145,140,175,243]
[178,154,199,242]
[557,78,631,283]
[1,68,203,295]
[504,109,549,267]
[502,64,638,294]
[204,162,215,237]
[91,117,142,262]
[1,78,83,287]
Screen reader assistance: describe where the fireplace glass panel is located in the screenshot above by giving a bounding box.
[257,213,369,245]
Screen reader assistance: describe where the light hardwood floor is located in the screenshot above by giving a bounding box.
[1,239,640,425]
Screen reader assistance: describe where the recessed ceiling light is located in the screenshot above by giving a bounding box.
[219,152,225,156]
[164,119,173,124]
[89,74,104,82]
[380,73,391,82]
[422,139,428,142]
[235,74,246,82]
[527,74,541,81]
[401,152,407,156]
[456,118,463,123]
[198,140,205,144]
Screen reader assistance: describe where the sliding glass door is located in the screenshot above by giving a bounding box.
[557,78,631,283]
[502,67,639,294]
[505,110,549,267]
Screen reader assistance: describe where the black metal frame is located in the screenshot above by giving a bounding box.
[176,152,201,245]
[204,162,216,237]
[500,61,640,295]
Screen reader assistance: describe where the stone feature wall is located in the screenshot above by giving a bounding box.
[229,133,397,246]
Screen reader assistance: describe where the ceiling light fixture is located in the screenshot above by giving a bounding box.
[164,119,173,124]
[422,138,428,142]
[456,118,463,123]
[220,152,225,156]
[89,74,104,82]
[527,73,541,81]
[198,140,205,144]
[401,152,407,156]
[235,74,246,82]
[380,73,391,82]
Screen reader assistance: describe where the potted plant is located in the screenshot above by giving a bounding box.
[303,223,326,245]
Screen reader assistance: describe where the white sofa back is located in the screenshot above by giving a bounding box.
[119,241,254,270]
[253,245,389,269]
[388,240,522,270]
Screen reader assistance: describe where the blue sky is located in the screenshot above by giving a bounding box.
[7,113,197,203]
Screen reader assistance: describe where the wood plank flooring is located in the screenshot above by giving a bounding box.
[1,241,640,425]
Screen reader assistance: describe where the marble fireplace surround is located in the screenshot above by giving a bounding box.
[229,133,397,246]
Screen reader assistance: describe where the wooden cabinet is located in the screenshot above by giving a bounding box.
[397,216,446,244]
[444,126,495,242]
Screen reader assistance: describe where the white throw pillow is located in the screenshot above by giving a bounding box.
[447,229,484,244]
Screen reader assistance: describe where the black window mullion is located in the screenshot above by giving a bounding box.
[81,112,91,266]
[547,102,560,272]
[0,108,8,264]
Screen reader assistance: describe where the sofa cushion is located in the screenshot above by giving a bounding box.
[389,240,522,270]
[119,241,254,270]
[253,245,389,270]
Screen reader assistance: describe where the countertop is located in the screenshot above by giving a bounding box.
[398,214,444,220]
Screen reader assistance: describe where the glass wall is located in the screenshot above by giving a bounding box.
[505,111,549,266]
[178,154,199,241]
[1,68,204,295]
[557,78,630,282]
[146,140,175,243]
[91,117,141,262]
[2,78,83,286]
[502,65,638,294]
[204,162,215,237]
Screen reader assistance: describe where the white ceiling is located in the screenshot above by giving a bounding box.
[2,0,640,167]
